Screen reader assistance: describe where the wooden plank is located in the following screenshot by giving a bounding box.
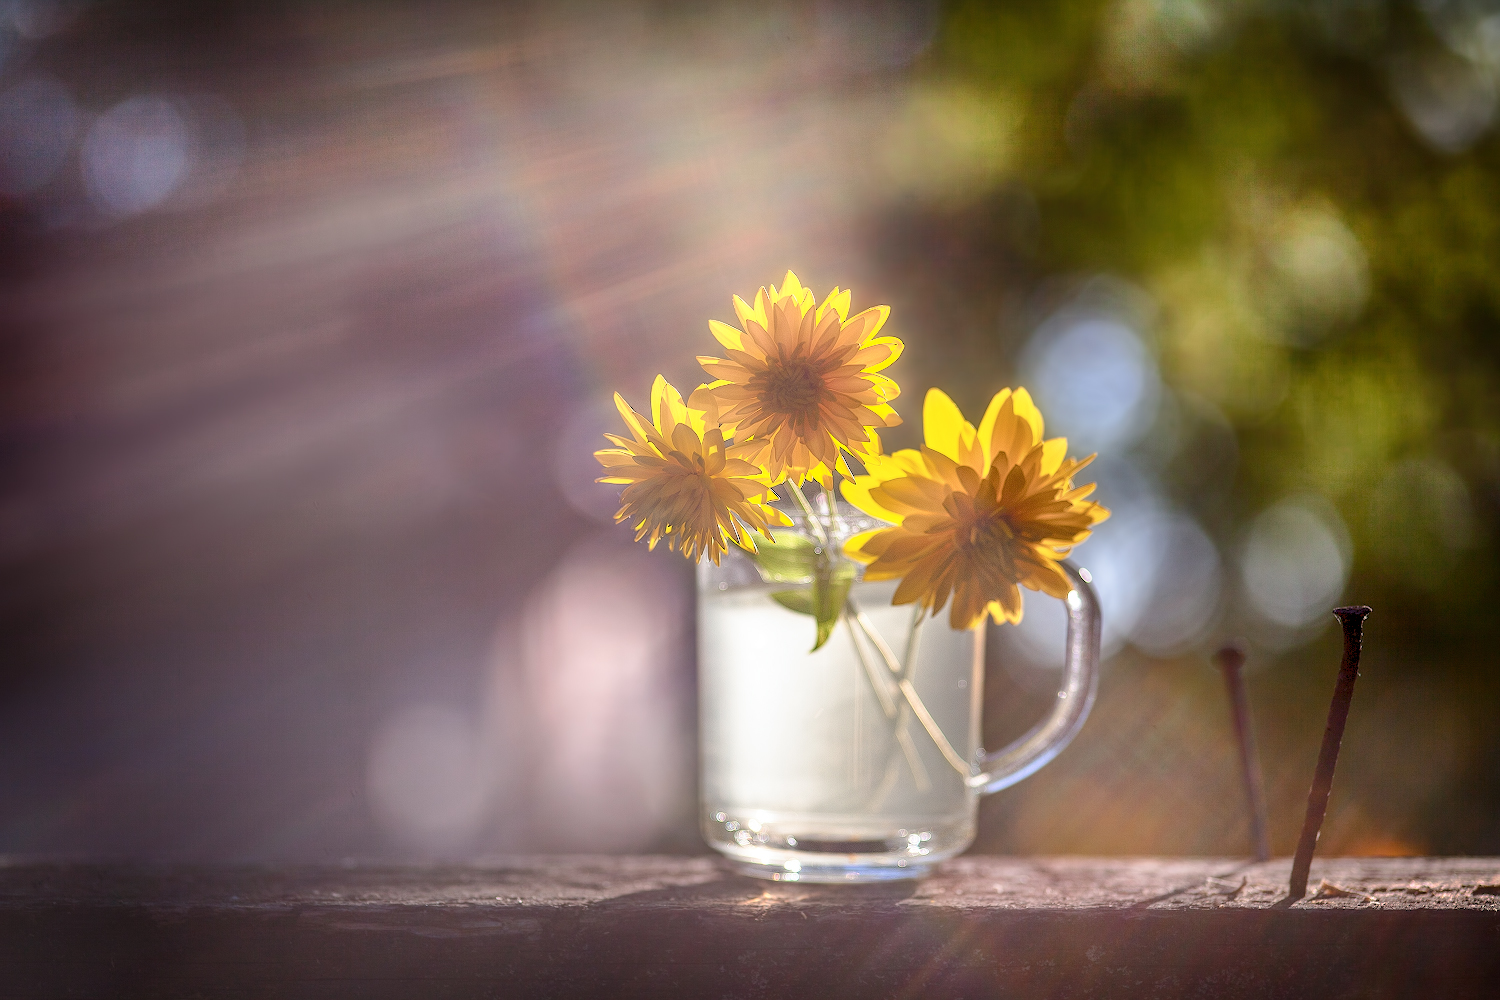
[2,857,1498,998]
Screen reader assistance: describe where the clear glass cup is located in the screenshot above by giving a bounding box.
[697,504,1101,882]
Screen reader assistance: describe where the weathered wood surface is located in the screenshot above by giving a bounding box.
[3,856,1499,998]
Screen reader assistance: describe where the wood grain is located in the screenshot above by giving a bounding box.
[3,857,1499,997]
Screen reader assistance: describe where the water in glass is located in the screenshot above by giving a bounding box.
[699,571,982,882]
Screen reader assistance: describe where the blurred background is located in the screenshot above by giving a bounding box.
[2,0,1498,861]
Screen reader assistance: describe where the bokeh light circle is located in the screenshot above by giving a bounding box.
[367,703,491,847]
[82,95,192,216]
[1241,501,1349,629]
[1022,315,1161,452]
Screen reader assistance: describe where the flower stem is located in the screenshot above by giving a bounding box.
[798,476,966,784]
[901,602,925,671]
[847,598,971,780]
[786,481,829,546]
[871,724,931,808]
[845,614,928,793]
[898,677,972,778]
[868,604,934,806]
[846,602,902,672]
[844,615,897,719]
[815,481,841,548]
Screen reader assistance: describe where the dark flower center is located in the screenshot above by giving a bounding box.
[756,355,828,421]
[966,513,1015,550]
[949,492,1016,554]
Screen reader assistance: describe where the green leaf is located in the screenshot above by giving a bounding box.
[770,590,815,615]
[751,529,819,582]
[770,559,856,652]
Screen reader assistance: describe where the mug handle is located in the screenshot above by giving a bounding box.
[968,560,1101,795]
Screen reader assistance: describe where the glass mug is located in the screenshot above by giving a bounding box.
[697,506,1101,882]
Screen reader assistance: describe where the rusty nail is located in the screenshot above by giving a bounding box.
[1288,606,1372,901]
[1214,641,1270,862]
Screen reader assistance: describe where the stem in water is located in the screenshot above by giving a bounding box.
[846,615,928,794]
[847,603,902,674]
[868,603,934,808]
[882,606,924,761]
[898,677,972,777]
[901,602,925,673]
[844,615,897,719]
[847,598,971,780]
[796,477,965,786]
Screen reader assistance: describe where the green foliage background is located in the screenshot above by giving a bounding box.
[863,0,1500,853]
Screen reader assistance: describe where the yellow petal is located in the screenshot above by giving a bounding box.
[923,388,969,461]
[688,384,723,425]
[1011,386,1045,442]
[871,475,949,514]
[816,286,851,325]
[919,446,966,491]
[867,381,902,408]
[774,270,805,303]
[852,336,904,372]
[894,557,944,607]
[699,359,745,383]
[708,319,744,353]
[733,292,762,331]
[986,389,1036,470]
[842,304,890,343]
[841,478,902,523]
[1025,558,1074,599]
[613,391,653,445]
[842,527,887,562]
[651,375,687,440]
[976,388,1013,467]
[1039,437,1068,477]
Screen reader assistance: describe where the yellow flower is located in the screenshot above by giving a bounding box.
[841,387,1109,630]
[692,271,903,487]
[595,375,792,563]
